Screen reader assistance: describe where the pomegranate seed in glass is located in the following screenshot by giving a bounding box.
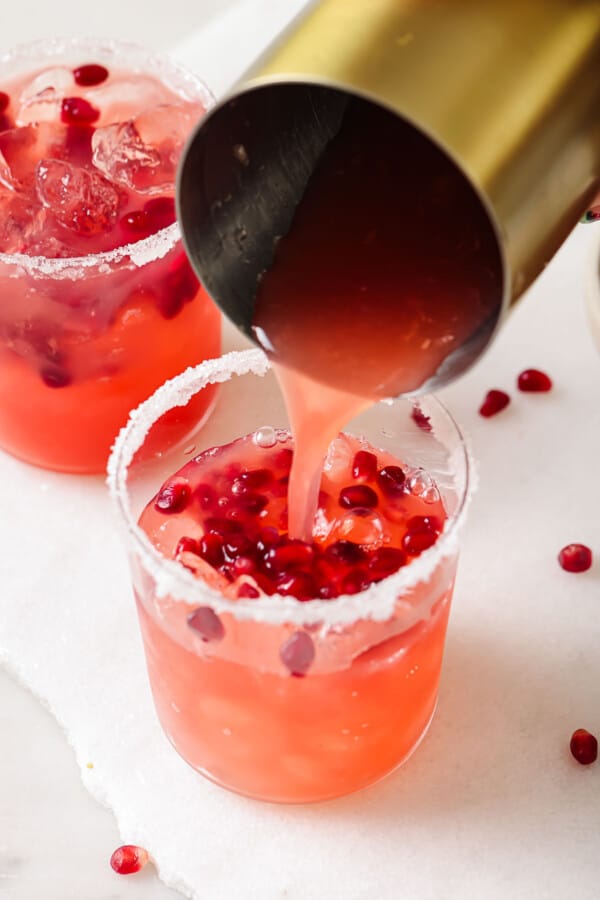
[108,349,470,804]
[0,38,220,473]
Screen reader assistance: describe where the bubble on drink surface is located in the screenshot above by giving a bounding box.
[16,67,73,125]
[253,426,277,448]
[36,158,122,235]
[91,103,194,195]
[408,469,440,504]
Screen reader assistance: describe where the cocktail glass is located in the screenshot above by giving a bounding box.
[0,38,220,472]
[108,349,470,803]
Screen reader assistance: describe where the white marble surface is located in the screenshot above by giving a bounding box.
[1,3,600,900]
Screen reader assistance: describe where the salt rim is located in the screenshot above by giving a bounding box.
[0,36,215,277]
[107,349,474,627]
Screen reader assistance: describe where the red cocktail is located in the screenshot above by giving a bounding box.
[0,39,220,472]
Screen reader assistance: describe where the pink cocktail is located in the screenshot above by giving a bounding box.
[109,351,469,803]
[0,39,220,472]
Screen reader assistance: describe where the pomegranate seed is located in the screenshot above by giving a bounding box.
[238,468,272,489]
[341,568,371,595]
[40,364,71,388]
[175,536,200,557]
[198,533,224,567]
[223,534,253,560]
[154,481,190,514]
[325,540,366,565]
[265,540,315,573]
[232,556,256,576]
[73,63,109,86]
[558,543,592,573]
[318,490,330,507]
[377,466,406,497]
[411,404,432,432]
[339,484,378,509]
[369,547,407,579]
[143,196,176,230]
[570,728,598,765]
[156,254,198,319]
[517,368,552,392]
[406,515,443,534]
[187,606,225,642]
[237,492,269,514]
[402,529,438,555]
[194,483,216,510]
[277,572,317,600]
[0,92,9,114]
[273,447,294,470]
[256,526,280,552]
[479,389,510,417]
[352,450,378,480]
[280,631,315,676]
[204,516,242,535]
[61,96,100,125]
[110,845,149,875]
[237,582,260,598]
[120,209,152,237]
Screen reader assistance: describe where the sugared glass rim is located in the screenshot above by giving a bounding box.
[107,349,473,627]
[0,36,214,276]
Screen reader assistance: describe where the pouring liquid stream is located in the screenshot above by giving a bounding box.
[252,98,503,540]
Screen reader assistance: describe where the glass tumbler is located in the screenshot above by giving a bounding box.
[108,349,470,803]
[0,38,221,473]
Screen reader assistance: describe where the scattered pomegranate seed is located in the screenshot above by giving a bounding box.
[479,389,510,417]
[517,368,552,392]
[237,468,272,489]
[280,631,315,676]
[339,484,378,509]
[73,63,109,87]
[154,481,191,514]
[558,543,592,573]
[156,253,198,319]
[256,526,280,552]
[411,405,432,432]
[232,556,256,576]
[61,96,100,125]
[0,91,9,113]
[402,529,438,555]
[187,606,225,642]
[175,536,200,557]
[352,450,378,480]
[570,728,598,765]
[204,516,242,535]
[377,465,406,496]
[341,568,371,595]
[223,533,253,560]
[110,845,149,875]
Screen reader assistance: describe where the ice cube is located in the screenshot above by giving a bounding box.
[36,158,121,236]
[91,103,194,195]
[0,123,63,192]
[327,509,385,549]
[0,185,46,253]
[17,66,74,125]
[323,434,354,479]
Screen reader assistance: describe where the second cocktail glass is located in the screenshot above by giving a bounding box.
[109,349,470,804]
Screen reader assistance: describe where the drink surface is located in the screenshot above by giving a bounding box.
[0,56,221,472]
[139,428,447,601]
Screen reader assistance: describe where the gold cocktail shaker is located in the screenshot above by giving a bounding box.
[177,0,600,391]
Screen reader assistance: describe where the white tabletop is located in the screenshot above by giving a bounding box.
[2,4,600,900]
